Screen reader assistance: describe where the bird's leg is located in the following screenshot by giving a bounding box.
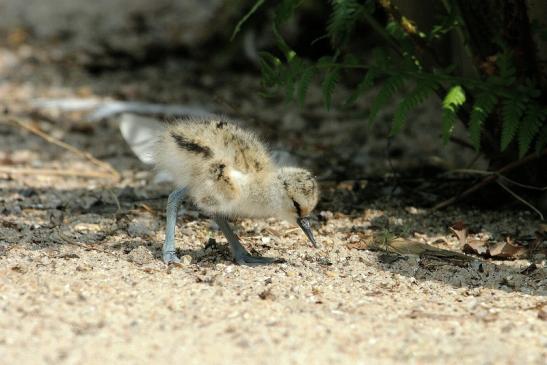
[213,216,283,265]
[163,187,187,264]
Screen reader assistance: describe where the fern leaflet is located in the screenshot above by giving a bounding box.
[345,68,378,106]
[391,81,436,135]
[500,98,525,151]
[468,92,497,150]
[322,67,340,110]
[283,58,306,102]
[275,0,302,25]
[258,52,282,88]
[327,0,363,46]
[297,66,316,107]
[369,75,405,125]
[441,85,466,143]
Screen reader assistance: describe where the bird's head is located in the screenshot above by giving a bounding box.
[277,167,319,247]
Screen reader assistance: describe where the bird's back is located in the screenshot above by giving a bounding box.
[154,117,274,189]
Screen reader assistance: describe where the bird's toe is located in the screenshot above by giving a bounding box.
[163,251,181,265]
[235,254,285,266]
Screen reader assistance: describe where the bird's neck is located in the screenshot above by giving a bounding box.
[236,172,283,218]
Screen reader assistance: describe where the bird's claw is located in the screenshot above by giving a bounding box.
[163,251,181,265]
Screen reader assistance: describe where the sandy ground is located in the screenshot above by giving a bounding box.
[0,14,546,365]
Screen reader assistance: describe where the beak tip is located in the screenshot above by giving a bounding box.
[297,217,319,249]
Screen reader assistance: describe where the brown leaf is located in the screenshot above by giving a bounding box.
[369,237,475,266]
[449,221,468,246]
[488,238,527,259]
[346,234,374,250]
[463,239,489,256]
[463,237,529,260]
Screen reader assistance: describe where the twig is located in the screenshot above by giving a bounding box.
[498,176,547,191]
[496,180,544,220]
[442,169,547,190]
[432,148,547,210]
[0,166,116,179]
[4,117,120,181]
[107,189,122,212]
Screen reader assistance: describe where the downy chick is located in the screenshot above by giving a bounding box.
[154,117,319,265]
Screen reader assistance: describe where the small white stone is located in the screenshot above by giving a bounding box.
[181,255,192,265]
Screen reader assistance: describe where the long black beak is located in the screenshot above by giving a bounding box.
[296,217,318,248]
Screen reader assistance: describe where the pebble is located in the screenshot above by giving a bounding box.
[127,246,154,265]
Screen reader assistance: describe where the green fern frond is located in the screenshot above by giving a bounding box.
[369,75,405,125]
[442,109,457,144]
[272,23,296,61]
[345,68,378,106]
[322,67,340,110]
[518,105,546,157]
[469,92,497,150]
[258,52,282,88]
[496,50,516,85]
[283,58,306,102]
[297,66,316,107]
[391,81,436,135]
[443,85,466,109]
[441,85,466,143]
[500,98,525,151]
[231,0,266,41]
[327,0,363,45]
[275,0,302,25]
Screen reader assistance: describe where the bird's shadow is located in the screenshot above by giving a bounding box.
[152,239,292,268]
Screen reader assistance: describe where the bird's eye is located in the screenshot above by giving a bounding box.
[292,199,302,217]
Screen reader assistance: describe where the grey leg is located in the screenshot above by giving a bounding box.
[214,215,283,265]
[163,188,186,264]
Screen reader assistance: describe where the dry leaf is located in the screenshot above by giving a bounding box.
[488,239,527,259]
[463,239,489,256]
[449,221,468,246]
[359,236,476,266]
[346,234,374,250]
[463,237,528,260]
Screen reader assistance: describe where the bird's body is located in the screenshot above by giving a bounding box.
[154,117,319,265]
